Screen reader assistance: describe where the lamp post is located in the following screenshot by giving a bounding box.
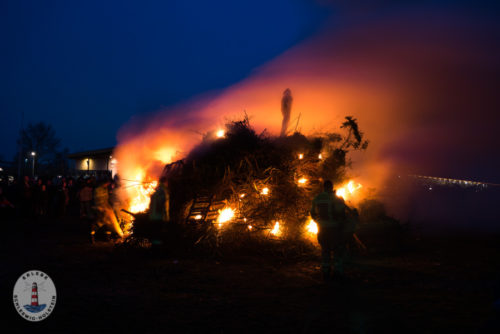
[31,151,36,177]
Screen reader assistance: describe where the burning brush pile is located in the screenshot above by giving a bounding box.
[124,115,380,256]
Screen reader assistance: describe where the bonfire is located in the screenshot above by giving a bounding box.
[119,111,371,253]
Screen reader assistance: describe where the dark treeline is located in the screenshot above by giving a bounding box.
[7,121,71,177]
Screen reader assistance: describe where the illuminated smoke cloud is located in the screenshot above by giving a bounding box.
[115,3,500,217]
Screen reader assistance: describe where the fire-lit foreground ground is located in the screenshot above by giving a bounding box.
[3,219,500,333]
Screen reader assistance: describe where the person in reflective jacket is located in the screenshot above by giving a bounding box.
[311,180,347,280]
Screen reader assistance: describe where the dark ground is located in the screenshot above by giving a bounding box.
[2,218,500,333]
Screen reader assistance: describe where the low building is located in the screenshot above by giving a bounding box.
[68,147,117,178]
[0,159,15,183]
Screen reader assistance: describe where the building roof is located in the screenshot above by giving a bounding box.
[67,147,115,159]
[0,160,14,167]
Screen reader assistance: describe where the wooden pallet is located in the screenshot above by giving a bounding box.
[185,193,225,224]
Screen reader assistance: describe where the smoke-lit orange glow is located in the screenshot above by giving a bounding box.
[154,147,176,164]
[113,9,497,226]
[113,18,402,212]
[261,187,269,195]
[336,180,362,201]
[298,178,308,185]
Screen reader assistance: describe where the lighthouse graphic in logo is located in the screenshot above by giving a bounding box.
[23,282,47,313]
[13,270,56,321]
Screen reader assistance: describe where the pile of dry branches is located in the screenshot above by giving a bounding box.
[146,115,369,252]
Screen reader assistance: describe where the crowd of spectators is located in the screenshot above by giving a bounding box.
[0,174,121,223]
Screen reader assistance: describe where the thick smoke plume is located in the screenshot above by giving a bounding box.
[115,3,500,226]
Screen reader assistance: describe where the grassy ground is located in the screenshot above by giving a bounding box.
[2,218,499,333]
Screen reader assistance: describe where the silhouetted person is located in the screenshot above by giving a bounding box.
[0,186,15,221]
[78,179,93,219]
[46,179,57,218]
[93,179,123,239]
[33,179,48,218]
[149,176,170,221]
[67,178,78,216]
[109,179,127,229]
[311,180,348,281]
[21,175,33,219]
[56,180,69,218]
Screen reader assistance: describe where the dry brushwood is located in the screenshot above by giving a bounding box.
[155,115,369,250]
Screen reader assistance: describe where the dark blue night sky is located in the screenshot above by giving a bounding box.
[0,0,332,157]
[1,0,499,175]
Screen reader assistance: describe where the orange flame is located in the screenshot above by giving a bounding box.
[336,180,362,201]
[270,221,281,237]
[217,207,235,227]
[306,219,318,235]
[125,167,158,214]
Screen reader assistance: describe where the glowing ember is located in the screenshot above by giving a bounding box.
[261,187,269,195]
[248,225,253,230]
[298,153,304,160]
[306,219,318,234]
[336,180,362,200]
[239,193,246,198]
[217,207,235,224]
[318,153,323,159]
[216,129,225,138]
[298,177,307,185]
[194,214,202,220]
[270,221,281,236]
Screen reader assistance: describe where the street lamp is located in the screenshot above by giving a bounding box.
[31,151,36,177]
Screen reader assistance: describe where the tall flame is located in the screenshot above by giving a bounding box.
[128,179,158,213]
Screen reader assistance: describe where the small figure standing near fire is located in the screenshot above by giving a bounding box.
[310,180,348,281]
[149,176,170,222]
[78,179,93,219]
[92,179,124,239]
